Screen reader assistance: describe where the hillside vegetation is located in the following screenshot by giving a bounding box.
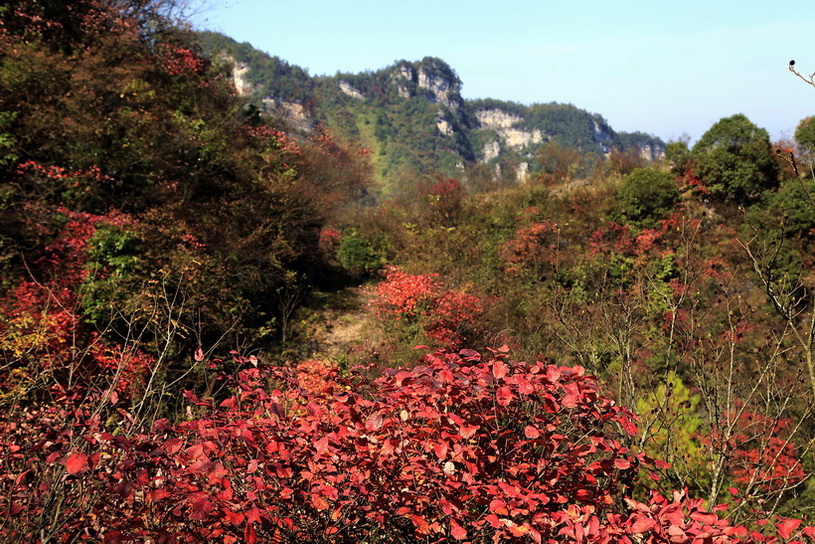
[197,31,665,192]
[3,1,815,542]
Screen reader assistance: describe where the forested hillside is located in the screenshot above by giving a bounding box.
[4,1,815,542]
[197,31,665,192]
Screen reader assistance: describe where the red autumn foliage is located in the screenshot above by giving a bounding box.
[728,411,806,494]
[2,348,810,542]
[159,44,206,77]
[0,203,151,396]
[375,266,439,318]
[414,176,465,224]
[501,220,561,275]
[589,221,637,257]
[374,266,483,348]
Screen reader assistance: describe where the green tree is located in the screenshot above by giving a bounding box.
[795,116,815,150]
[618,168,679,227]
[691,114,778,203]
[795,116,815,173]
[664,139,691,176]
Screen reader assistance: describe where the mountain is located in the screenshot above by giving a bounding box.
[197,31,665,191]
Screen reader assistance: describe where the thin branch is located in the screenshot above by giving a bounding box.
[789,60,815,89]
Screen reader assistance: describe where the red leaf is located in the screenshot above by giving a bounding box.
[410,514,431,535]
[459,424,479,439]
[224,511,245,525]
[148,489,171,502]
[312,495,329,511]
[450,520,467,540]
[194,347,204,361]
[690,511,718,524]
[65,452,88,475]
[366,412,384,431]
[185,443,206,461]
[433,441,448,460]
[653,459,670,469]
[614,458,631,470]
[660,503,683,526]
[485,514,502,528]
[189,496,214,521]
[245,507,263,525]
[489,498,509,516]
[496,385,513,406]
[725,526,749,537]
[524,425,540,439]
[103,531,124,544]
[561,383,579,409]
[515,375,535,395]
[314,436,330,456]
[777,517,802,540]
[492,360,508,379]
[630,516,656,533]
[163,438,184,455]
[245,524,257,544]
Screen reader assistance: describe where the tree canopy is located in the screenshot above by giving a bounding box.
[691,114,778,203]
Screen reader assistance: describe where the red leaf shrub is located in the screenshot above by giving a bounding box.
[501,220,560,275]
[374,266,483,348]
[374,266,439,319]
[728,411,806,493]
[1,349,812,542]
[0,205,152,396]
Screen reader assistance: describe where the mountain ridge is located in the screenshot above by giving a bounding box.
[197,31,665,190]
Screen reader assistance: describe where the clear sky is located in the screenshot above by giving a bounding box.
[189,0,815,144]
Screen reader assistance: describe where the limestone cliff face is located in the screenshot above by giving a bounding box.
[260,98,313,132]
[417,67,461,109]
[593,119,615,154]
[231,60,256,96]
[475,109,544,151]
[338,80,365,100]
[475,109,522,129]
[637,142,664,162]
[225,54,313,132]
[389,58,464,119]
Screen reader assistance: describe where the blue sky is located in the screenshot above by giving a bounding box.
[190,0,815,144]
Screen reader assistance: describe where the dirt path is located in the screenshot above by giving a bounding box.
[304,286,381,360]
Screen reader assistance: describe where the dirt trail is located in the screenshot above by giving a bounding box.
[305,286,381,360]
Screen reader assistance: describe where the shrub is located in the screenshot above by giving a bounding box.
[374,266,483,349]
[765,178,815,239]
[336,231,385,274]
[664,139,692,176]
[3,348,807,543]
[618,168,680,228]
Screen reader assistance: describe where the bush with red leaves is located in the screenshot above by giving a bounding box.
[2,347,811,543]
[374,266,483,348]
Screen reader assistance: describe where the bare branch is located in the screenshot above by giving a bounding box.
[789,60,815,89]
